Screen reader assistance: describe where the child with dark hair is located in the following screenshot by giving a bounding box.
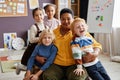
[43,3,60,30]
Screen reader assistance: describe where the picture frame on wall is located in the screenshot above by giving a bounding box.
[29,0,39,9]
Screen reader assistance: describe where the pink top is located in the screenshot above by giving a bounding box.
[44,16,60,30]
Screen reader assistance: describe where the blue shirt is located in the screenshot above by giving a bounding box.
[27,43,57,71]
[71,36,93,47]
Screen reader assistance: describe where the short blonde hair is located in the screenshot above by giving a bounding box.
[71,18,87,33]
[38,29,55,44]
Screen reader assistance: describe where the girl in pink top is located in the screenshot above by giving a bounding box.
[44,3,60,30]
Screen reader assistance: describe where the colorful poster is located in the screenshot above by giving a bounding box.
[3,33,17,49]
[87,0,114,33]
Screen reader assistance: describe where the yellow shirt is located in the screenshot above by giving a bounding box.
[53,26,102,66]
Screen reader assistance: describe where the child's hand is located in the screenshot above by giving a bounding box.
[73,68,85,76]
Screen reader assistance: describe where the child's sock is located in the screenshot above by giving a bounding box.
[16,63,27,75]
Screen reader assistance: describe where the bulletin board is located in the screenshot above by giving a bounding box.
[0,0,27,17]
[87,0,114,33]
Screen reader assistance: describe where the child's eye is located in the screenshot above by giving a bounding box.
[39,14,43,16]
[51,10,54,12]
[81,24,85,27]
[48,37,52,39]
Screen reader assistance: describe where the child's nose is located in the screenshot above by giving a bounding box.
[46,38,49,41]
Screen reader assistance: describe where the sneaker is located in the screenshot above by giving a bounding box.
[16,63,27,75]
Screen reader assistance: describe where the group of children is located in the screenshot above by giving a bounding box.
[16,3,110,80]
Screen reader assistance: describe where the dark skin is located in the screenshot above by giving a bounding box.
[83,47,101,63]
[36,56,46,64]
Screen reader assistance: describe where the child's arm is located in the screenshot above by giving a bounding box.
[71,43,85,75]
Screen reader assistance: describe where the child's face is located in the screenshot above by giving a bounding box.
[45,6,55,19]
[73,21,88,36]
[33,10,44,22]
[42,34,53,46]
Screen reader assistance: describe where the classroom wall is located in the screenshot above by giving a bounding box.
[0,0,54,48]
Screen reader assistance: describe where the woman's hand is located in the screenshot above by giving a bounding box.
[23,71,31,80]
[82,52,96,63]
[29,74,39,80]
[82,48,101,63]
[23,75,31,80]
[35,56,46,64]
[30,70,43,80]
[23,77,30,80]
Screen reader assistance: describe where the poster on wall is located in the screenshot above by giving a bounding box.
[87,0,114,33]
[29,0,39,9]
[3,33,17,49]
[0,0,27,17]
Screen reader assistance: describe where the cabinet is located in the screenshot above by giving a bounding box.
[55,0,80,19]
[55,0,71,19]
[71,0,80,18]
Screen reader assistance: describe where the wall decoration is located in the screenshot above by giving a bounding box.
[12,37,25,50]
[3,32,17,49]
[87,0,114,33]
[0,0,27,17]
[29,0,39,9]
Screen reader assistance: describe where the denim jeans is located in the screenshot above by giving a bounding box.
[85,61,111,80]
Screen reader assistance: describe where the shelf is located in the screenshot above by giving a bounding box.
[71,0,80,18]
[55,0,71,19]
[55,0,80,18]
[71,4,78,6]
